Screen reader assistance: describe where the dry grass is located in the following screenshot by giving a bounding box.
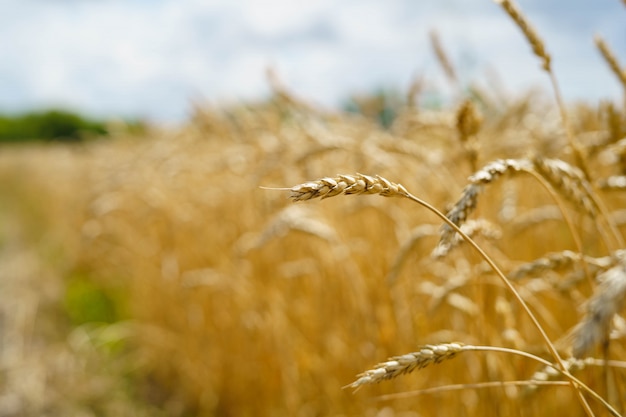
[1,6,626,417]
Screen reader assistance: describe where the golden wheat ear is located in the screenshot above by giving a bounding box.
[438,158,531,249]
[594,35,626,91]
[282,174,410,201]
[494,0,551,71]
[345,343,465,390]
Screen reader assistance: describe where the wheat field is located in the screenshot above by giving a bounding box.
[2,2,626,416]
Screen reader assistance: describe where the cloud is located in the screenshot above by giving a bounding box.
[0,0,624,122]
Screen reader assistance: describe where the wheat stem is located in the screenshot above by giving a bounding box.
[376,380,570,401]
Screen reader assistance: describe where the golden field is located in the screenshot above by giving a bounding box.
[2,3,626,416]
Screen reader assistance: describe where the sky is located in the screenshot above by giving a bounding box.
[0,0,624,123]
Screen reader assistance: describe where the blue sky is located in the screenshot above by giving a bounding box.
[0,0,624,122]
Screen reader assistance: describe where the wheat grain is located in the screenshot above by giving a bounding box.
[288,173,409,201]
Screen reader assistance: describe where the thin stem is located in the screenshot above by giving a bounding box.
[376,380,570,401]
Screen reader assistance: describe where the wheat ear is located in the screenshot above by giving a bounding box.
[439,159,531,248]
[439,158,594,286]
[429,30,457,85]
[528,357,626,394]
[508,250,583,281]
[287,173,409,201]
[534,157,624,250]
[432,219,501,259]
[594,35,626,91]
[494,0,550,71]
[346,343,464,389]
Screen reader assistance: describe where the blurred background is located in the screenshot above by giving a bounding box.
[1,1,626,417]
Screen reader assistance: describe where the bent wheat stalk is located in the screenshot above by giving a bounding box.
[376,380,570,401]
[265,173,603,414]
[344,342,619,417]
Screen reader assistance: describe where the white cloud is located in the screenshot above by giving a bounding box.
[0,0,623,122]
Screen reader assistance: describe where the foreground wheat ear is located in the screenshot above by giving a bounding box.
[286,173,410,201]
[345,343,465,390]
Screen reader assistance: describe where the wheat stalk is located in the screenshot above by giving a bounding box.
[377,380,570,401]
